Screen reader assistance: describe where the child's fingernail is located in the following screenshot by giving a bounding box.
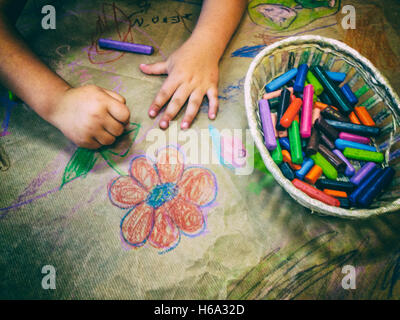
[181,122,189,129]
[209,113,216,120]
[149,110,156,117]
[160,120,168,128]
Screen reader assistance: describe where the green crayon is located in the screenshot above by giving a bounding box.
[343,147,384,163]
[310,152,338,180]
[288,119,303,165]
[271,139,283,165]
[306,71,324,96]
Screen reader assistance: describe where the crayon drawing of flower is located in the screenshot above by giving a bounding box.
[107,146,218,253]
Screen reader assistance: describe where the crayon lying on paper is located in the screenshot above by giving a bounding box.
[98,38,154,55]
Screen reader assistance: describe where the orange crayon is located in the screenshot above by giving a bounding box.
[305,165,323,185]
[354,106,375,126]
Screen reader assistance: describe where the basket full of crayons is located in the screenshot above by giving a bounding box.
[244,35,400,218]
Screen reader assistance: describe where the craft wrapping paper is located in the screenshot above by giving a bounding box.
[1,0,400,299]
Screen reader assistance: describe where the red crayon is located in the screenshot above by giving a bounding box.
[292,179,341,207]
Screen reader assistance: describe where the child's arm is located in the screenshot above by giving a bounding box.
[140,0,247,129]
[0,0,130,149]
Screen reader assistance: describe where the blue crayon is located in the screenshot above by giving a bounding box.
[349,166,381,206]
[340,84,358,106]
[98,38,154,55]
[335,139,376,152]
[327,71,346,83]
[279,137,290,150]
[295,157,314,180]
[265,68,298,93]
[358,167,395,207]
[279,162,295,180]
[293,64,308,92]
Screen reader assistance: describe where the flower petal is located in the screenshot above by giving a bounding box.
[121,202,154,246]
[167,196,205,236]
[148,206,180,250]
[156,146,184,184]
[178,167,217,207]
[129,156,159,191]
[108,176,148,209]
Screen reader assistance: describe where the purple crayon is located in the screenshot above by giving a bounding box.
[98,38,154,55]
[350,162,376,185]
[259,99,277,151]
[333,149,355,177]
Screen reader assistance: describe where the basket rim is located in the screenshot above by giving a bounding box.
[244,35,400,219]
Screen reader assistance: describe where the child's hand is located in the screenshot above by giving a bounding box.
[140,40,219,130]
[49,85,130,149]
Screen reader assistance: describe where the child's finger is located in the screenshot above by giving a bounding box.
[181,89,204,129]
[103,89,126,104]
[159,85,191,129]
[80,139,102,150]
[207,87,219,120]
[95,131,116,146]
[139,62,167,75]
[149,78,179,118]
[107,100,130,124]
[103,115,125,137]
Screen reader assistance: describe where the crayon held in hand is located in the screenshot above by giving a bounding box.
[98,38,154,55]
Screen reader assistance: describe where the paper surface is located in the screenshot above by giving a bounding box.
[1,0,400,299]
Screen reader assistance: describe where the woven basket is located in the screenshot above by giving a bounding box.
[244,35,400,219]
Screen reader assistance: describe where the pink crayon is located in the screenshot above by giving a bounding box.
[312,107,321,125]
[263,87,294,100]
[300,84,314,138]
[339,132,371,145]
[278,130,288,138]
[271,112,278,137]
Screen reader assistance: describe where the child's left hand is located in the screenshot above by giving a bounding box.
[139,39,219,130]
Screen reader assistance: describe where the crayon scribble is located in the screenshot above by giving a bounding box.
[107,145,218,254]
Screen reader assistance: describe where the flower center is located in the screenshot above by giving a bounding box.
[146,183,178,209]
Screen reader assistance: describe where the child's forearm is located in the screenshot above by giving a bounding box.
[0,6,71,124]
[188,0,247,61]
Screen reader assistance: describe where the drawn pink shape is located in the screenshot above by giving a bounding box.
[220,135,247,168]
[107,146,218,252]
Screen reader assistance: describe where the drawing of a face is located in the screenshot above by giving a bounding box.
[248,0,340,32]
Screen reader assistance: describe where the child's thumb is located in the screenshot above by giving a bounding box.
[139,62,167,75]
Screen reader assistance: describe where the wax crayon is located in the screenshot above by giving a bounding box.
[279,137,290,150]
[323,189,348,198]
[306,128,320,156]
[280,97,302,128]
[335,139,376,152]
[288,119,303,165]
[332,149,356,177]
[265,68,298,93]
[340,84,358,106]
[339,132,370,145]
[282,150,302,170]
[337,197,351,209]
[310,66,353,115]
[350,162,376,186]
[263,87,294,100]
[280,162,295,180]
[315,179,355,193]
[295,157,315,180]
[99,38,154,55]
[320,132,335,150]
[315,117,339,141]
[354,106,376,126]
[314,101,329,110]
[358,167,395,207]
[349,166,381,205]
[325,120,380,137]
[312,108,321,125]
[343,147,384,163]
[321,106,348,122]
[306,71,324,95]
[300,84,314,138]
[271,139,283,165]
[278,130,288,138]
[305,165,323,184]
[292,179,340,207]
[326,71,346,83]
[271,112,278,137]
[259,99,277,150]
[319,91,334,106]
[348,111,361,125]
[318,144,346,173]
[310,152,338,180]
[294,64,308,92]
[276,88,292,131]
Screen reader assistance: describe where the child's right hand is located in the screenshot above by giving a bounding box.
[48,85,130,149]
